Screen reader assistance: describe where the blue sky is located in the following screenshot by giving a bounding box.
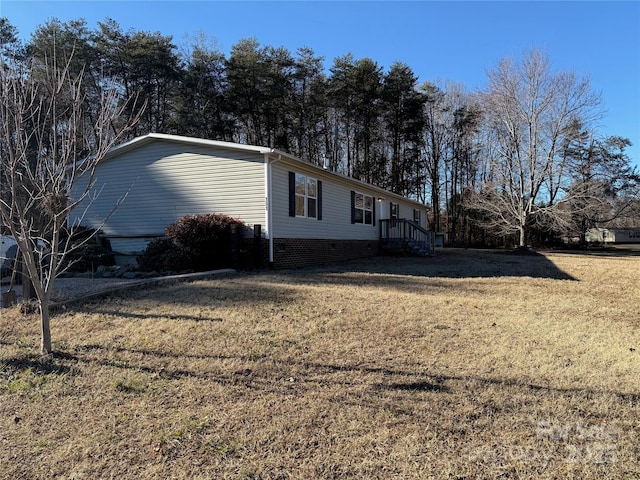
[2,1,639,168]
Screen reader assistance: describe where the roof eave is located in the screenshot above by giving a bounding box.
[102,133,275,161]
[268,153,427,208]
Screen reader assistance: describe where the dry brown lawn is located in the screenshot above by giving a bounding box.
[1,248,639,479]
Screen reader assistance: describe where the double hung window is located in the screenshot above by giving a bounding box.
[295,173,317,218]
[390,202,399,221]
[289,172,322,220]
[352,192,375,225]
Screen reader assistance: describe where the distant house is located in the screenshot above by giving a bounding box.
[585,228,640,244]
[69,133,433,268]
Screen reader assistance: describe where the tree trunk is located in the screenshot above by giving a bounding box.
[21,259,37,300]
[519,223,526,248]
[40,304,52,354]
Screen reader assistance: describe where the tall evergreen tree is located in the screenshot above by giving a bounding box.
[227,38,264,145]
[0,17,21,57]
[328,54,358,175]
[445,86,482,245]
[328,55,384,183]
[291,46,327,163]
[382,62,425,197]
[96,19,179,136]
[262,45,295,151]
[28,18,104,154]
[351,58,384,185]
[174,35,232,140]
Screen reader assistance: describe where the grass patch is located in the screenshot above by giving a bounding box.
[1,249,639,478]
[113,377,148,394]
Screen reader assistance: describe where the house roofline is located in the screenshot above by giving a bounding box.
[104,133,276,159]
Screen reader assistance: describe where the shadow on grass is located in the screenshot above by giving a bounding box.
[61,341,640,406]
[303,361,640,405]
[1,352,78,377]
[81,311,225,322]
[53,248,582,315]
[549,244,640,258]
[385,380,449,393]
[80,343,232,361]
[271,249,577,294]
[67,277,298,317]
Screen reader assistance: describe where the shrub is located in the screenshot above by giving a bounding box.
[63,243,115,273]
[137,237,189,273]
[138,214,245,272]
[50,227,116,273]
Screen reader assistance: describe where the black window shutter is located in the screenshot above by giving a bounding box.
[350,191,355,224]
[288,172,296,217]
[372,196,376,226]
[317,180,323,220]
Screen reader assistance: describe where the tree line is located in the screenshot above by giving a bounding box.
[2,17,639,248]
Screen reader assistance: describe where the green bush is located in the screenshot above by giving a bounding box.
[138,214,245,272]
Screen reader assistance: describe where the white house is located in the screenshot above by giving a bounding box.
[585,227,640,244]
[70,133,433,268]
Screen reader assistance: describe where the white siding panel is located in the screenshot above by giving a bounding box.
[271,165,380,240]
[380,200,427,229]
[69,141,267,237]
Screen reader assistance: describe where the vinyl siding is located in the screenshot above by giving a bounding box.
[271,164,381,240]
[69,140,267,238]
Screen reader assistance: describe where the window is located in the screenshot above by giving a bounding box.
[390,202,399,220]
[413,209,421,224]
[289,172,322,220]
[351,191,375,225]
[295,173,317,218]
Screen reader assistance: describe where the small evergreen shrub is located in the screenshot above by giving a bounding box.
[138,214,245,272]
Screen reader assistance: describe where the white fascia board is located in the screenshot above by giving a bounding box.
[101,133,276,162]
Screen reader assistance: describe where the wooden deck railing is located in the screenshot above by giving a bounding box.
[379,219,435,256]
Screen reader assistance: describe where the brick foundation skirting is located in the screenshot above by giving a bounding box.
[271,238,380,268]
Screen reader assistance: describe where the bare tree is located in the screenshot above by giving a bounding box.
[420,82,449,233]
[0,46,137,354]
[466,50,601,247]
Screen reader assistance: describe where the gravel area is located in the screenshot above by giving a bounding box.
[54,277,151,304]
[0,277,145,307]
[0,269,235,308]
